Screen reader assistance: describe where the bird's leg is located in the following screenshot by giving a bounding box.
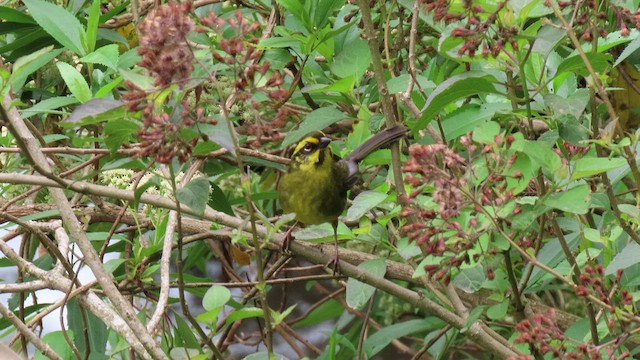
[327,221,340,275]
[281,221,298,252]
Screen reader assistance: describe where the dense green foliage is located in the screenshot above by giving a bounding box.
[1,0,640,359]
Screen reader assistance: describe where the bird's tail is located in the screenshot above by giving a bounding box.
[344,125,408,163]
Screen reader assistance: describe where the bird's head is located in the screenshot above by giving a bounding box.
[289,131,333,173]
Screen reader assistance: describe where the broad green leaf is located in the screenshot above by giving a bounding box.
[225,307,264,326]
[545,89,590,119]
[520,140,562,173]
[56,62,91,103]
[310,0,344,30]
[346,258,386,309]
[281,107,346,147]
[104,119,139,153]
[543,184,590,214]
[462,305,487,332]
[555,114,590,146]
[200,119,236,156]
[0,6,36,24]
[11,46,62,92]
[555,53,611,77]
[176,177,211,216]
[174,315,200,349]
[605,242,640,275]
[440,103,509,141]
[208,182,235,216]
[303,76,355,94]
[23,0,86,55]
[291,299,344,328]
[472,120,500,144]
[571,157,627,180]
[35,330,73,360]
[486,300,509,320]
[363,319,432,357]
[613,35,640,67]
[67,299,108,359]
[256,36,301,49]
[80,44,119,70]
[387,73,435,94]
[243,352,289,360]
[19,96,78,116]
[277,0,309,30]
[415,72,500,130]
[202,285,231,311]
[62,98,125,128]
[331,38,370,80]
[345,190,388,222]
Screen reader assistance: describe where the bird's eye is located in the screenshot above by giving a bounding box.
[301,143,314,154]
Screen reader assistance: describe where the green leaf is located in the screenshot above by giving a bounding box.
[613,35,640,67]
[19,96,78,116]
[331,38,370,80]
[256,36,301,49]
[555,114,590,146]
[277,0,309,30]
[544,89,589,120]
[208,182,235,216]
[462,305,487,332]
[542,184,590,214]
[225,307,264,326]
[345,190,388,222]
[292,299,344,328]
[176,177,211,216]
[346,258,386,310]
[605,242,640,275]
[363,319,433,357]
[67,299,108,359]
[85,0,101,53]
[520,140,562,173]
[555,53,611,77]
[174,314,201,349]
[243,352,289,360]
[571,157,627,180]
[35,330,73,360]
[80,44,119,70]
[0,6,36,24]
[202,285,231,311]
[61,98,125,128]
[200,120,236,157]
[11,46,62,92]
[415,72,500,130]
[23,0,86,55]
[303,75,355,94]
[56,62,91,103]
[310,0,344,30]
[486,300,509,320]
[281,107,345,147]
[104,119,139,153]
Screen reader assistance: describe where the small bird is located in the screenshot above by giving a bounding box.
[277,125,408,273]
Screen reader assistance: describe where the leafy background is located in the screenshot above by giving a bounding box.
[1,0,640,359]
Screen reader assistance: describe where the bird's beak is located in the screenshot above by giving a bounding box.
[318,137,331,148]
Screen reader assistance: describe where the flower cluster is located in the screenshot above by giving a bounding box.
[122,2,217,164]
[555,1,640,39]
[421,1,518,58]
[198,10,288,148]
[575,266,633,330]
[511,309,630,360]
[137,1,194,87]
[401,133,525,283]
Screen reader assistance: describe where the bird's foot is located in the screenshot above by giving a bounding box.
[281,223,297,252]
[327,251,340,275]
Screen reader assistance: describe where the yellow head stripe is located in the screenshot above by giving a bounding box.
[292,133,324,155]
